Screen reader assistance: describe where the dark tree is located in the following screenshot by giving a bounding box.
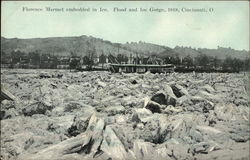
[222,56,233,71]
[1,51,8,64]
[164,57,172,64]
[231,58,242,72]
[243,58,250,71]
[171,55,181,65]
[211,56,220,69]
[50,55,58,69]
[195,54,209,68]
[82,56,91,65]
[69,58,79,71]
[10,51,22,64]
[182,55,193,68]
[99,54,107,68]
[29,51,40,65]
[87,50,95,68]
[40,54,50,68]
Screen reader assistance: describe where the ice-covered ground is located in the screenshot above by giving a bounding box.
[1,69,249,160]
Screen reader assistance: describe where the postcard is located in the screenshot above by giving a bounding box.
[1,1,249,160]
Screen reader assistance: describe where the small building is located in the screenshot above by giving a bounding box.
[57,56,70,69]
[57,64,70,69]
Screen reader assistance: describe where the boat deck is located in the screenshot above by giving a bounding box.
[109,64,175,73]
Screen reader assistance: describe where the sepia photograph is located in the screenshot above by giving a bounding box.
[1,1,250,160]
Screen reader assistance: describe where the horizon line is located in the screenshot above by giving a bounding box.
[1,35,249,52]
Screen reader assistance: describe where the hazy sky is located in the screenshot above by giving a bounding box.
[1,1,249,50]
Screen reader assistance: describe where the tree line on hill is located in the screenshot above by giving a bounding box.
[1,50,249,72]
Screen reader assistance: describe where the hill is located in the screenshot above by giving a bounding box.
[1,36,134,57]
[1,36,249,60]
[174,46,249,60]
